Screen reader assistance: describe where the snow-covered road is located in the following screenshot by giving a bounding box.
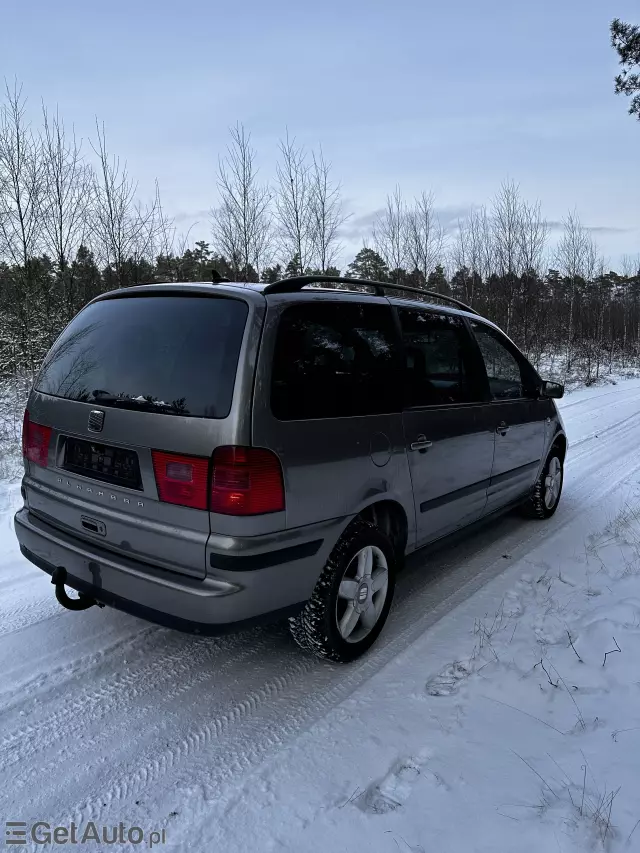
[2,379,640,851]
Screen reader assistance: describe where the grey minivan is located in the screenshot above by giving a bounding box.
[14,275,567,662]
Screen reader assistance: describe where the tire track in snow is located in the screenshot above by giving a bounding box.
[4,382,640,830]
[568,408,640,461]
[0,621,317,791]
[0,590,64,637]
[0,621,159,709]
[31,422,640,832]
[559,381,640,411]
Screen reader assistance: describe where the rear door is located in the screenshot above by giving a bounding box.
[397,306,495,548]
[468,320,546,512]
[24,291,253,579]
[252,294,411,532]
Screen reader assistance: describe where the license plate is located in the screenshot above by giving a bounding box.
[63,437,142,490]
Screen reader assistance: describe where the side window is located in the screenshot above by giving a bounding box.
[471,322,528,400]
[271,302,402,420]
[397,308,477,407]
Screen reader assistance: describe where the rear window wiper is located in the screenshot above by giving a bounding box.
[88,392,180,414]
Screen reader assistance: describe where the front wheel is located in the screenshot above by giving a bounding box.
[521,449,564,519]
[289,519,396,662]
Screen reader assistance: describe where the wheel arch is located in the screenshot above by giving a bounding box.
[357,499,409,564]
[550,431,567,460]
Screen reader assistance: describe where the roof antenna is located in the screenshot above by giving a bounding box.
[210,269,230,284]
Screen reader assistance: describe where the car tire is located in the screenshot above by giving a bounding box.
[289,519,396,663]
[520,447,564,520]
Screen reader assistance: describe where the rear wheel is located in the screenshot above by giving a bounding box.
[521,448,564,519]
[289,519,396,662]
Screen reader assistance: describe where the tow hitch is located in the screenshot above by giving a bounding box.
[51,567,104,611]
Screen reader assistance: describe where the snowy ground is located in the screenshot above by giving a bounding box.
[2,381,640,851]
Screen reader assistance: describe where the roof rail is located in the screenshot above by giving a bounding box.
[262,275,480,316]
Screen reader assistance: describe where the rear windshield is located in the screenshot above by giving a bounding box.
[35,295,249,419]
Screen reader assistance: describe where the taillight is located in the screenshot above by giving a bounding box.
[152,451,209,510]
[22,411,52,467]
[211,446,285,516]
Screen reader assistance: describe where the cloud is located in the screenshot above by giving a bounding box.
[545,220,630,235]
[584,225,632,235]
[340,204,476,243]
[173,209,211,224]
[340,209,383,242]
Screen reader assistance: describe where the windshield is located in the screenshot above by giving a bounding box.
[35,294,249,419]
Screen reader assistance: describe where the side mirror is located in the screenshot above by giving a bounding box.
[541,380,564,399]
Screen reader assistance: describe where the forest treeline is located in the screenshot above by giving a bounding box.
[1,83,639,387]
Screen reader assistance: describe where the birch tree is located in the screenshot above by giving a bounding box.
[555,211,598,378]
[91,121,158,287]
[309,147,346,273]
[212,123,272,281]
[373,186,407,280]
[40,106,91,321]
[0,82,44,375]
[405,191,445,286]
[274,132,313,275]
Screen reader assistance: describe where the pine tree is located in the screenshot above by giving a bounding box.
[611,19,640,119]
[427,264,449,294]
[70,246,102,309]
[261,264,283,283]
[346,248,390,281]
[389,267,408,285]
[284,254,302,278]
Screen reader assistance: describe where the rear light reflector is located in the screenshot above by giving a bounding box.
[22,411,52,467]
[152,451,209,510]
[211,446,285,516]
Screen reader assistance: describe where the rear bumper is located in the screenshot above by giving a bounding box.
[14,507,343,634]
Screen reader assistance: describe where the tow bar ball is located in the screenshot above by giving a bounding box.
[51,566,103,611]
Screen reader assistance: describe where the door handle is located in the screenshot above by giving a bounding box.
[496,422,510,436]
[410,435,433,452]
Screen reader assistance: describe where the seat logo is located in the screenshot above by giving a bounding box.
[88,410,105,433]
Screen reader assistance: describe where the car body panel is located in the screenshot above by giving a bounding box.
[251,291,417,540]
[21,287,267,580]
[402,404,495,546]
[14,281,567,634]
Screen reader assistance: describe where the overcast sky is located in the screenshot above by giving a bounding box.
[2,0,638,269]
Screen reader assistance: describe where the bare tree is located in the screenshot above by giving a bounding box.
[126,180,174,284]
[90,121,157,287]
[39,105,92,320]
[452,206,494,305]
[0,82,42,268]
[373,186,407,278]
[518,199,548,275]
[491,181,525,334]
[0,81,44,375]
[149,180,175,261]
[405,190,445,285]
[489,182,549,336]
[309,147,346,272]
[515,198,549,355]
[492,180,523,279]
[555,210,598,378]
[619,254,640,361]
[211,123,272,281]
[274,132,313,274]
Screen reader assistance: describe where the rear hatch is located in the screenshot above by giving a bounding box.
[22,289,252,579]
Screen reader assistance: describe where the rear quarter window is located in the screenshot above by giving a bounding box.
[270,301,402,420]
[35,295,249,419]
